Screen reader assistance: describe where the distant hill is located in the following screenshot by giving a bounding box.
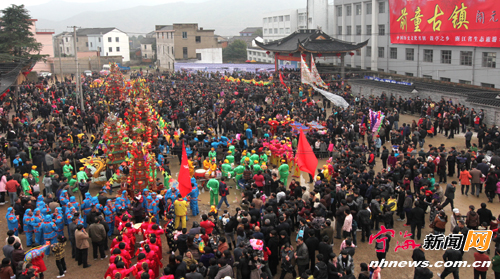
[28,0,305,36]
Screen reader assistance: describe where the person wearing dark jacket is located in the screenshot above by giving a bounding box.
[175,255,187,279]
[267,230,280,275]
[313,254,328,279]
[441,182,457,210]
[357,203,371,243]
[477,203,493,228]
[437,249,462,279]
[485,172,499,203]
[409,201,425,240]
[318,236,332,264]
[305,231,319,270]
[132,197,144,223]
[412,246,426,261]
[414,267,433,279]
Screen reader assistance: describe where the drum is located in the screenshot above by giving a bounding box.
[215,171,222,179]
[195,169,206,179]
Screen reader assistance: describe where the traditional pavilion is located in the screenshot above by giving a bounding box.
[255,29,368,77]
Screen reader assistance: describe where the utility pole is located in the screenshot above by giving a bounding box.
[58,42,63,81]
[69,26,84,111]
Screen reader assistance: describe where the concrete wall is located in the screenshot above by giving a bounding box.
[156,28,175,70]
[195,48,223,63]
[173,24,221,60]
[52,56,123,75]
[350,81,500,125]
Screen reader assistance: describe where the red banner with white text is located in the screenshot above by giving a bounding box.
[389,0,500,47]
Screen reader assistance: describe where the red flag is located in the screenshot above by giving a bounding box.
[296,129,317,178]
[178,141,192,198]
[279,71,287,88]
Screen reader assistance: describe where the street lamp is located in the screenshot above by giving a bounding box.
[59,42,63,81]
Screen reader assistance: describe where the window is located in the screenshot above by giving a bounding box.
[285,28,290,34]
[379,2,385,13]
[337,26,342,35]
[196,53,202,60]
[268,17,272,22]
[183,47,188,59]
[367,25,372,34]
[66,47,69,52]
[378,68,385,72]
[423,49,433,62]
[356,65,361,69]
[405,72,414,77]
[346,26,352,35]
[144,45,147,50]
[355,4,361,15]
[77,47,79,51]
[346,64,351,67]
[389,70,397,74]
[440,77,451,82]
[337,6,342,16]
[285,15,290,21]
[116,47,120,52]
[263,18,267,24]
[356,25,361,35]
[269,29,272,34]
[423,75,432,79]
[460,51,472,66]
[108,47,112,52]
[264,29,267,34]
[378,24,385,35]
[366,67,371,70]
[482,52,496,68]
[90,42,92,47]
[115,37,119,42]
[366,3,372,14]
[378,47,384,58]
[85,42,88,47]
[98,38,101,42]
[441,50,452,64]
[279,16,283,22]
[76,38,79,42]
[390,47,397,59]
[406,48,414,61]
[65,37,68,42]
[172,46,174,54]
[274,16,278,22]
[366,46,371,57]
[280,28,284,34]
[459,80,471,85]
[144,54,147,58]
[108,37,111,42]
[182,32,187,39]
[346,5,352,16]
[195,36,201,43]
[274,28,278,34]
[481,82,495,88]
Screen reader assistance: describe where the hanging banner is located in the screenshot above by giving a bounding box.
[311,86,349,109]
[301,55,314,85]
[310,54,328,89]
[389,0,500,47]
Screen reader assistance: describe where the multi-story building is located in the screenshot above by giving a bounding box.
[255,0,500,88]
[140,38,156,62]
[331,0,500,88]
[53,28,130,62]
[173,23,223,63]
[30,19,55,73]
[155,25,175,70]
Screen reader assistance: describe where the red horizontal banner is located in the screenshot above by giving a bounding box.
[389,0,500,47]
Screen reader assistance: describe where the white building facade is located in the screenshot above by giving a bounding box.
[155,25,175,70]
[254,0,500,88]
[86,29,130,62]
[195,48,223,63]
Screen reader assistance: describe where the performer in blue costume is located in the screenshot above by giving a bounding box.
[53,207,65,237]
[104,199,116,237]
[82,192,92,227]
[32,209,43,245]
[188,178,200,216]
[6,207,18,236]
[41,215,57,254]
[23,209,34,246]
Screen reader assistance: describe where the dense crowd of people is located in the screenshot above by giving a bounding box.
[0,68,499,279]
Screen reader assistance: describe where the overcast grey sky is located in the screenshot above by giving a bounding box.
[0,0,187,10]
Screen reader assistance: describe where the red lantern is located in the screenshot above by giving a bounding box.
[288,53,293,57]
[275,52,280,55]
[336,53,341,57]
[266,51,270,55]
[349,52,354,56]
[301,53,306,58]
[317,53,322,57]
